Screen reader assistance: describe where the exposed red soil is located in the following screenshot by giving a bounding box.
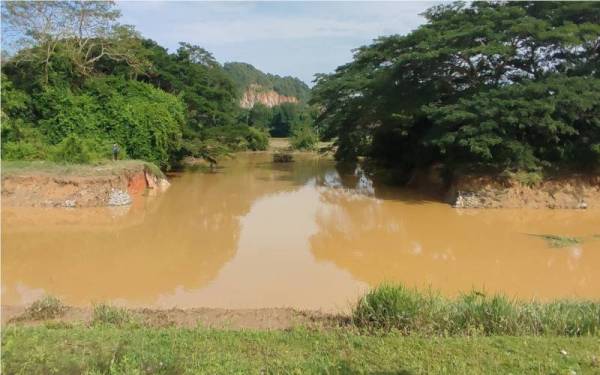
[1,165,169,208]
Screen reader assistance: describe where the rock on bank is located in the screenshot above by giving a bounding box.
[1,161,169,208]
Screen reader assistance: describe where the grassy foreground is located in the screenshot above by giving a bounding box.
[4,286,600,374]
[2,325,599,374]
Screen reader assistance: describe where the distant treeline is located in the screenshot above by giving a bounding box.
[312,2,600,178]
[224,62,310,103]
[0,2,316,168]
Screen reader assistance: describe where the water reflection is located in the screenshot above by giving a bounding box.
[310,187,600,300]
[2,153,599,311]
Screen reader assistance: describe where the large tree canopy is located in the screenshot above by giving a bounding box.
[311,1,600,175]
[1,1,274,167]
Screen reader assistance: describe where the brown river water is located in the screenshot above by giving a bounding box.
[2,153,600,312]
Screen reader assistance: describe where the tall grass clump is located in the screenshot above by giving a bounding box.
[23,295,66,320]
[92,303,137,326]
[352,284,600,336]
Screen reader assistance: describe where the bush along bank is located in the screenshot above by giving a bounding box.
[352,284,600,336]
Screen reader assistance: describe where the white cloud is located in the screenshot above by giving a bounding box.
[117,1,439,82]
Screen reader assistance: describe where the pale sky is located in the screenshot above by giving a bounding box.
[118,1,437,84]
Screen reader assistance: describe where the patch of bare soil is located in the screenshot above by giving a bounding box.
[1,305,346,330]
[448,174,600,209]
[1,162,169,208]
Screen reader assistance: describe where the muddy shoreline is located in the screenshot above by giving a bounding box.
[447,174,600,209]
[1,305,343,330]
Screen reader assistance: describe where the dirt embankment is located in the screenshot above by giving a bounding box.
[1,161,170,208]
[1,305,344,330]
[447,174,600,209]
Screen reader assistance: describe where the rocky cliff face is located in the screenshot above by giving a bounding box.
[239,84,299,109]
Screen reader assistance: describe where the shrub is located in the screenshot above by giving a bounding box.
[204,125,269,152]
[23,295,66,320]
[2,140,48,160]
[353,283,426,332]
[450,292,520,335]
[92,304,136,326]
[290,124,318,151]
[352,284,600,336]
[33,77,185,168]
[246,126,270,150]
[50,135,94,164]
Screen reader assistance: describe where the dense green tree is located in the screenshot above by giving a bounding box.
[246,103,273,130]
[21,77,184,167]
[311,1,600,174]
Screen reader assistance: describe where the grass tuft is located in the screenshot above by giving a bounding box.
[353,284,600,336]
[530,234,582,248]
[22,296,66,321]
[92,304,137,326]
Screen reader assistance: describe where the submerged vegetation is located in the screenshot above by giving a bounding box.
[529,234,583,248]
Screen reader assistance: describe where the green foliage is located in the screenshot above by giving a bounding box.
[50,135,94,164]
[502,170,544,187]
[22,296,66,321]
[203,125,269,152]
[424,76,600,170]
[92,304,136,327]
[3,327,600,374]
[2,141,48,160]
[353,284,600,336]
[312,1,600,174]
[224,62,310,102]
[290,124,319,151]
[2,75,185,168]
[530,234,583,248]
[2,20,276,168]
[140,40,238,132]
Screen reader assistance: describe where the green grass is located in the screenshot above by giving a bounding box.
[529,234,583,248]
[2,326,599,374]
[1,159,164,178]
[19,295,66,321]
[92,304,138,327]
[353,284,600,336]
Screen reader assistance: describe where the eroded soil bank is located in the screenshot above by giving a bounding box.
[447,174,600,209]
[1,160,169,208]
[1,305,341,330]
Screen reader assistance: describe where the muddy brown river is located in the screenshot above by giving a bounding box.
[2,153,600,312]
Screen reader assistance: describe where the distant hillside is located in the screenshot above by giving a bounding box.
[223,62,310,104]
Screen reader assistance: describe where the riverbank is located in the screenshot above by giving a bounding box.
[2,286,600,374]
[448,173,600,209]
[1,160,169,208]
